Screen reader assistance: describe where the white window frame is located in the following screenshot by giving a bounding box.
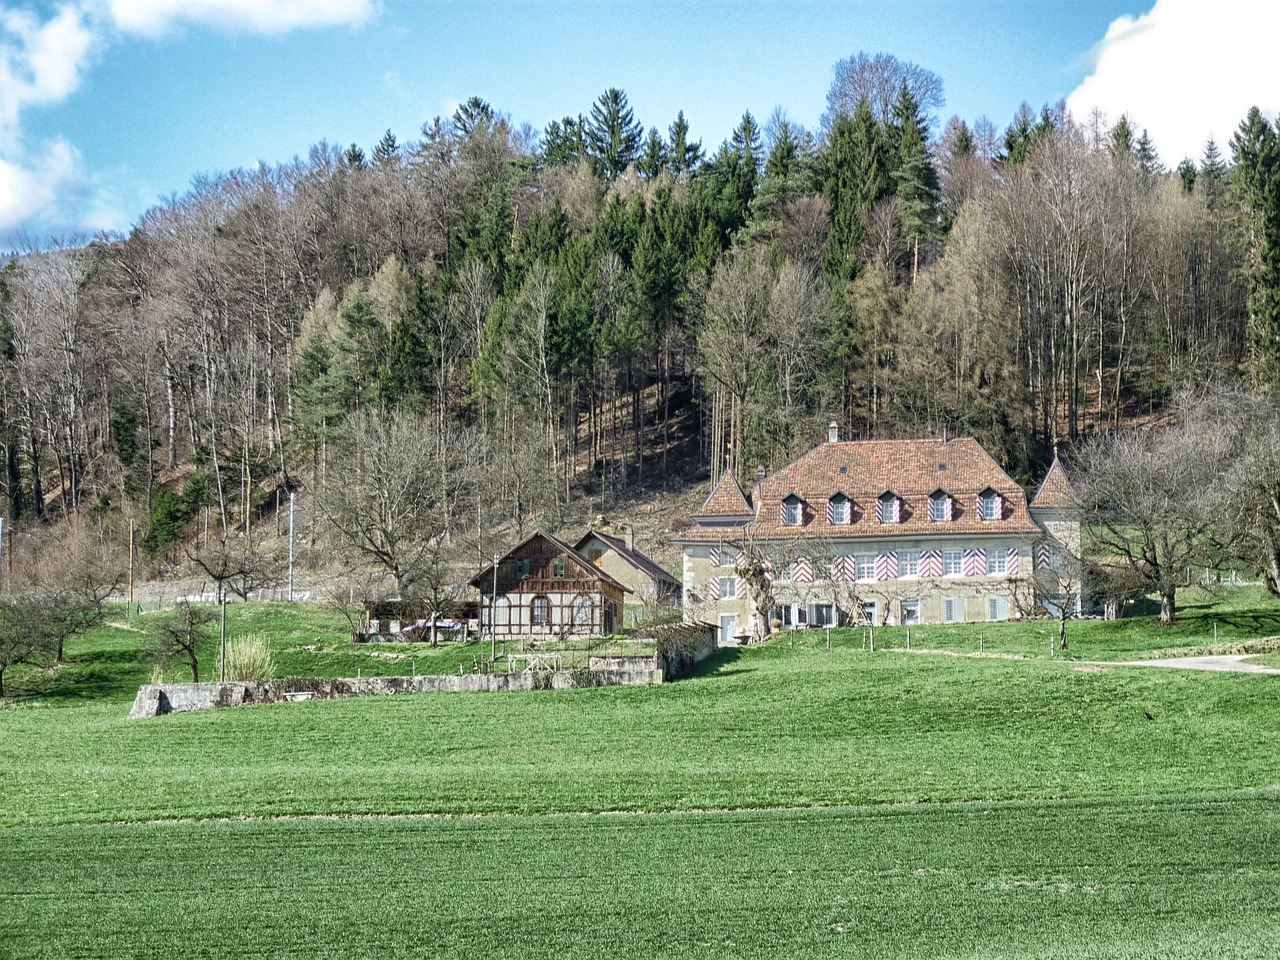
[855,554,876,582]
[930,495,949,522]
[944,597,965,623]
[861,601,877,626]
[979,494,1000,521]
[782,498,803,526]
[877,495,899,524]
[810,603,835,627]
[829,496,851,524]
[719,576,737,599]
[900,600,920,625]
[943,550,963,577]
[899,550,920,578]
[987,551,1007,575]
[718,545,735,568]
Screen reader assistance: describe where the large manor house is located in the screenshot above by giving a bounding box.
[675,424,1079,643]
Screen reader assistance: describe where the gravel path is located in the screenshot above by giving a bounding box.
[1107,654,1280,675]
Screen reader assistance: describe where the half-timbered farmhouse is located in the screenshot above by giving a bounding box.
[674,425,1079,642]
[470,532,628,638]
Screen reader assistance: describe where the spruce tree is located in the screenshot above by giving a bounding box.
[1200,137,1229,209]
[543,116,587,167]
[821,98,888,282]
[890,84,941,281]
[637,127,668,179]
[1230,108,1280,388]
[667,111,704,175]
[372,129,399,166]
[585,88,643,181]
[1176,158,1198,193]
[453,96,496,135]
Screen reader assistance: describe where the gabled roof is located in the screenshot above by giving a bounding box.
[693,469,754,521]
[674,437,1041,543]
[1029,455,1078,509]
[574,530,680,588]
[469,530,629,592]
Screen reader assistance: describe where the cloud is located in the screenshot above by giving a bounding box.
[0,139,80,234]
[1067,0,1280,166]
[105,0,375,36]
[0,4,96,138]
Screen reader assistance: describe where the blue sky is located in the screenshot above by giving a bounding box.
[2,1,1275,246]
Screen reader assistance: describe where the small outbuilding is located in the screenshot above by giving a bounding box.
[470,531,629,638]
[574,528,682,611]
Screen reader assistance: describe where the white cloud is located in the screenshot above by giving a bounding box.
[1067,0,1280,166]
[105,0,374,36]
[0,4,96,138]
[0,139,80,233]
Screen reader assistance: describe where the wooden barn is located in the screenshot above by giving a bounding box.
[470,532,628,638]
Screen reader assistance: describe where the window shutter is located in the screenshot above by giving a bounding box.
[708,546,719,567]
[736,578,748,599]
[963,549,986,577]
[1008,547,1020,576]
[943,496,953,521]
[876,551,898,580]
[707,577,721,600]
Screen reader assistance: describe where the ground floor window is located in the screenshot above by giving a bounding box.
[531,595,551,626]
[944,597,965,623]
[987,596,1009,622]
[900,600,920,625]
[811,603,835,626]
[572,594,593,627]
[861,601,877,625]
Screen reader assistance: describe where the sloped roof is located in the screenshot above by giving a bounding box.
[674,437,1041,543]
[574,530,680,588]
[1029,455,1078,510]
[469,530,630,592]
[693,469,754,520]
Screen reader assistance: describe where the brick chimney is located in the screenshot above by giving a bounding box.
[828,421,839,443]
[625,525,635,551]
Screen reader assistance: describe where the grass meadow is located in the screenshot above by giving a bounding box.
[1,586,1279,956]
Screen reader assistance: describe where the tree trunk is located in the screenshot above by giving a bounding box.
[1160,588,1177,625]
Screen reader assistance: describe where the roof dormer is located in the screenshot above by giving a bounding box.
[781,493,805,527]
[876,490,900,524]
[977,486,1003,521]
[827,492,852,525]
[929,489,952,522]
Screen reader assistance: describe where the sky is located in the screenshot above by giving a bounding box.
[2,0,1277,246]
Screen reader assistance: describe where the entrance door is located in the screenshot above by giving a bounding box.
[719,615,737,646]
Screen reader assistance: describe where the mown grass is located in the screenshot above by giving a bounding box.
[1,795,1276,958]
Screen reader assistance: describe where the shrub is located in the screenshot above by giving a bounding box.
[224,633,275,681]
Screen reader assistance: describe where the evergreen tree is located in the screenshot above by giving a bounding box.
[1176,158,1198,193]
[822,97,888,281]
[585,88,643,181]
[667,110,704,175]
[1200,137,1229,209]
[542,116,587,167]
[454,96,496,136]
[637,127,668,179]
[748,118,816,236]
[344,143,366,168]
[1136,129,1160,177]
[890,83,941,279]
[1109,115,1135,158]
[1001,103,1036,167]
[1230,108,1280,387]
[372,129,399,166]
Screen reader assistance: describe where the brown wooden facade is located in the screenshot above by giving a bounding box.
[470,532,628,638]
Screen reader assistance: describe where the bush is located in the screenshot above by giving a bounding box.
[224,634,274,682]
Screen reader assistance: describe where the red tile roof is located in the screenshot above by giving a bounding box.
[693,469,754,520]
[1029,455,1078,509]
[675,438,1041,543]
[574,530,680,587]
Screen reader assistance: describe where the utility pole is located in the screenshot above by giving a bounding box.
[491,553,500,664]
[288,491,296,602]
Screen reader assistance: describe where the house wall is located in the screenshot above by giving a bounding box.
[682,538,1036,628]
[479,538,625,637]
[579,535,679,607]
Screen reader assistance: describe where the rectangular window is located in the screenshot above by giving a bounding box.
[531,596,550,625]
[987,551,1007,575]
[551,557,567,579]
[943,550,963,576]
[719,577,737,599]
[944,597,965,623]
[987,596,1009,622]
[861,601,877,625]
[931,497,949,522]
[900,600,920,625]
[516,558,531,580]
[811,603,834,627]
[782,500,802,526]
[830,499,851,524]
[781,605,793,627]
[900,550,920,578]
[718,545,735,568]
[877,498,898,523]
[1049,520,1063,533]
[855,554,876,581]
[980,495,1000,520]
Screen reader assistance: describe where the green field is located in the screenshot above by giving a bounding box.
[2,588,1279,957]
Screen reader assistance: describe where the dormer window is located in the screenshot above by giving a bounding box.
[930,490,952,522]
[782,494,804,526]
[978,487,1002,521]
[827,493,851,525]
[877,491,900,524]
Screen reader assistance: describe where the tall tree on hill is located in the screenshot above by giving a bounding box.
[372,129,399,166]
[890,83,941,281]
[453,96,497,136]
[585,88,643,181]
[1200,137,1229,209]
[543,115,587,167]
[822,98,888,282]
[637,127,668,179]
[667,110,704,175]
[1229,108,1280,388]
[822,51,943,130]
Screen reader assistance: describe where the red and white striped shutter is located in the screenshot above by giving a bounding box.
[793,558,813,583]
[843,555,857,581]
[707,576,721,600]
[996,494,1005,520]
[736,578,748,599]
[734,548,745,566]
[1007,547,1020,576]
[708,546,720,567]
[1035,544,1051,570]
[963,548,986,577]
[826,499,836,523]
[892,497,900,523]
[944,496,953,521]
[921,549,943,578]
[877,551,898,580]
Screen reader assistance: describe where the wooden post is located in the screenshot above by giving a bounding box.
[128,519,135,612]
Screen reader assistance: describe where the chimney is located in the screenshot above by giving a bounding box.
[828,421,839,444]
[625,525,635,551]
[755,464,766,482]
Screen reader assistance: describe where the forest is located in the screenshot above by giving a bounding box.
[1,52,1279,587]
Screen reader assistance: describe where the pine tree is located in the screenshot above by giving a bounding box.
[1109,115,1135,158]
[344,143,366,169]
[543,116,587,167]
[372,129,399,166]
[667,110,704,175]
[891,84,941,282]
[1200,137,1229,209]
[637,127,667,179]
[821,98,889,282]
[1176,158,1198,193]
[1230,108,1280,388]
[1136,129,1160,177]
[453,96,496,136]
[585,88,643,181]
